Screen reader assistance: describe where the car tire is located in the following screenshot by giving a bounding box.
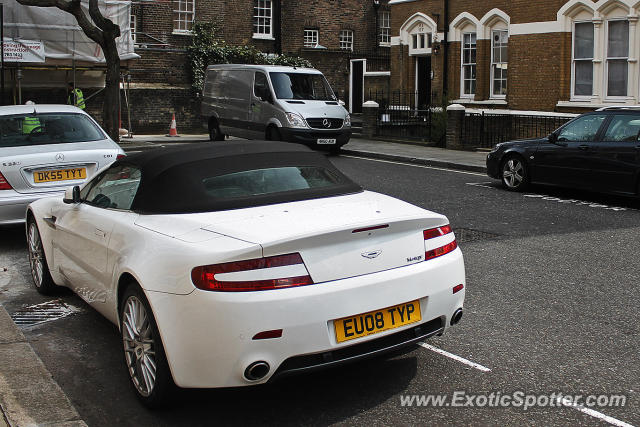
[26,218,59,295]
[501,154,529,192]
[209,119,224,141]
[267,126,281,141]
[120,284,175,408]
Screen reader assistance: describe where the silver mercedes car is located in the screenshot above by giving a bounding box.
[0,104,124,224]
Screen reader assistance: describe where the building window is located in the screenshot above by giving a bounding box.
[173,0,194,33]
[339,30,353,51]
[379,11,390,45]
[573,22,594,97]
[253,0,273,39]
[461,32,476,97]
[304,29,319,48]
[491,29,508,97]
[606,19,629,97]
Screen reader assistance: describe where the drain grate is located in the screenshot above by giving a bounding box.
[11,299,80,328]
[454,228,500,244]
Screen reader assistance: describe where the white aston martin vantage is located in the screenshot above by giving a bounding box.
[26,141,465,407]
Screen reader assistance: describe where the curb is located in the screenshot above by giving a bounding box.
[0,304,87,427]
[340,148,487,174]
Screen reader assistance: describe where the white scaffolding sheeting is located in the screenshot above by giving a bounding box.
[3,0,138,63]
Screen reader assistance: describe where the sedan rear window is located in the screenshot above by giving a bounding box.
[203,166,343,198]
[0,113,106,147]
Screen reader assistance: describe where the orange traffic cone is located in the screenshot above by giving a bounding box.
[167,113,180,137]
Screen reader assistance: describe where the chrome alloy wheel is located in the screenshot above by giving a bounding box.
[502,158,524,189]
[27,222,45,287]
[122,296,157,397]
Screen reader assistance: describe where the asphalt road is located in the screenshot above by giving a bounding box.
[1,154,638,426]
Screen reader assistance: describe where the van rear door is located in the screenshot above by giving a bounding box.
[218,69,253,139]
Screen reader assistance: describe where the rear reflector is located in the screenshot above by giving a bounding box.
[453,284,464,294]
[191,253,313,292]
[424,224,457,261]
[252,329,283,340]
[0,172,12,190]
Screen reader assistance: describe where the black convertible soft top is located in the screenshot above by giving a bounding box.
[115,141,363,214]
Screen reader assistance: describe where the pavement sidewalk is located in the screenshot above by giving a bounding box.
[0,303,87,427]
[118,134,488,174]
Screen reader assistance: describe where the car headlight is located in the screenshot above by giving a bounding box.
[491,143,505,152]
[285,112,308,128]
[344,113,351,127]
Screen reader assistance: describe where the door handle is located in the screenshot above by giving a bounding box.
[578,145,589,150]
[94,228,106,238]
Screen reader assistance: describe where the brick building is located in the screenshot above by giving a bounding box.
[388,0,640,113]
[127,0,392,132]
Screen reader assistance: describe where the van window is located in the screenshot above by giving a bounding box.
[269,72,336,101]
[254,72,270,99]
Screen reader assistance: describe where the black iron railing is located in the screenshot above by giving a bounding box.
[462,112,573,148]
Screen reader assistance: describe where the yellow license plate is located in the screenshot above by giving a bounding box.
[34,168,86,183]
[334,300,422,343]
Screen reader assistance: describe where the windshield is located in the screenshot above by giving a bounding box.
[0,113,106,147]
[269,72,336,101]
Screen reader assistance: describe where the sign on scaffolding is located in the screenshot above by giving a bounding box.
[2,40,45,63]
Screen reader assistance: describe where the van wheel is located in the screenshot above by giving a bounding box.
[266,127,281,141]
[209,120,224,141]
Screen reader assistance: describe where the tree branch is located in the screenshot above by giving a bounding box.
[89,0,120,37]
[17,0,105,45]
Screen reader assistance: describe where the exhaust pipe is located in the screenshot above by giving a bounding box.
[450,308,463,326]
[244,361,270,381]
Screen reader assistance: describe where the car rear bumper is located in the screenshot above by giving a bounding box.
[279,127,351,148]
[145,249,465,388]
[0,190,63,224]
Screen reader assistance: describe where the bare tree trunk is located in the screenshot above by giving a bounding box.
[102,35,120,141]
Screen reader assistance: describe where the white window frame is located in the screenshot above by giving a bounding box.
[408,23,431,56]
[379,11,390,46]
[571,21,595,100]
[172,0,195,34]
[339,30,354,51]
[253,0,274,40]
[460,32,476,98]
[605,18,630,100]
[490,29,508,99]
[304,29,319,48]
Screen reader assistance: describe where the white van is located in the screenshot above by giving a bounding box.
[201,64,351,151]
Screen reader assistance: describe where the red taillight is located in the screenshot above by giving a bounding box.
[424,224,457,260]
[0,171,12,190]
[116,154,126,160]
[453,284,464,294]
[423,224,452,240]
[191,252,313,292]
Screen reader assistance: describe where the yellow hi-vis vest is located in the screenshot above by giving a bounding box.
[22,116,40,134]
[68,88,85,109]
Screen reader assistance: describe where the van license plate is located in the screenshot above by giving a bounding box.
[334,300,422,343]
[34,168,87,183]
[317,138,336,145]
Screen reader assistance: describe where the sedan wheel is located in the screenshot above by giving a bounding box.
[27,220,57,295]
[501,156,528,191]
[120,285,174,407]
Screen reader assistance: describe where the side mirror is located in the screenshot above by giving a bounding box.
[63,185,81,204]
[548,133,558,144]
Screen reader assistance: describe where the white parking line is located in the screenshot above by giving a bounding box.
[341,155,486,176]
[418,342,491,372]
[558,398,635,427]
